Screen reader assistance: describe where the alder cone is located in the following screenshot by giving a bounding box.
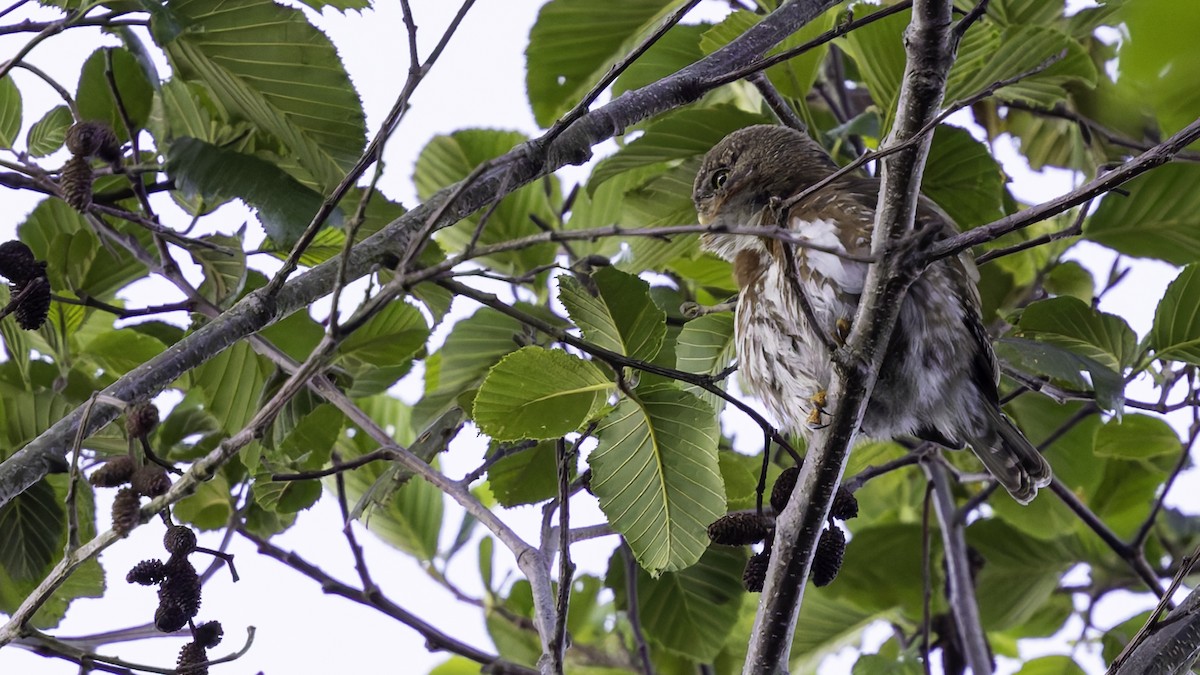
[127,559,167,585]
[90,455,135,487]
[111,487,140,534]
[193,620,224,649]
[707,512,770,546]
[743,550,771,592]
[60,155,94,211]
[0,240,39,283]
[126,402,160,438]
[65,120,120,163]
[13,276,51,330]
[812,526,846,587]
[164,525,198,557]
[177,641,208,675]
[132,464,171,497]
[770,466,800,513]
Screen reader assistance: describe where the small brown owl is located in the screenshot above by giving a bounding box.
[693,125,1051,504]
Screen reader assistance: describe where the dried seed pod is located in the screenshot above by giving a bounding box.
[830,486,859,521]
[132,464,171,498]
[743,549,771,592]
[154,602,189,633]
[812,525,846,587]
[164,525,198,557]
[111,487,140,535]
[707,512,770,546]
[60,155,93,211]
[13,276,50,331]
[159,557,202,618]
[126,559,167,585]
[125,402,160,438]
[0,241,39,284]
[177,640,208,675]
[90,455,135,487]
[192,620,224,649]
[65,121,120,163]
[770,466,801,513]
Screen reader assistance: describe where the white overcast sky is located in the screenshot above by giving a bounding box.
[0,1,1195,674]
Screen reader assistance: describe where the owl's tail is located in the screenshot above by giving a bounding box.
[968,408,1053,505]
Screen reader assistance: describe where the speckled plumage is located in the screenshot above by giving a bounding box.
[693,125,1051,504]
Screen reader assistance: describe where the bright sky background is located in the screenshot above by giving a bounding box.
[0,1,1195,674]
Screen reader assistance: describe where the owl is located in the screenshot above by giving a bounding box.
[692,125,1051,504]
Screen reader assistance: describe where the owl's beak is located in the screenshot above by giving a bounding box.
[698,211,712,225]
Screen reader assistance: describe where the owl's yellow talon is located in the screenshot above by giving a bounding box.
[806,390,828,427]
[835,318,851,345]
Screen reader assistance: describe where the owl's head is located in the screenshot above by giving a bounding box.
[693,125,839,259]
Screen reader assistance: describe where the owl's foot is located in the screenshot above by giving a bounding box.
[835,318,851,345]
[806,390,828,427]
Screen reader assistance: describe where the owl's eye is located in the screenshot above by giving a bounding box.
[710,168,730,190]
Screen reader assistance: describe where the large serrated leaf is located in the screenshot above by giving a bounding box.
[633,546,745,660]
[76,48,153,142]
[838,4,908,130]
[1150,263,1200,365]
[1086,164,1200,265]
[525,0,678,127]
[0,479,62,582]
[945,26,1096,107]
[18,199,149,300]
[167,137,339,247]
[1016,296,1139,372]
[589,106,768,190]
[161,0,366,190]
[559,267,667,362]
[26,105,72,157]
[474,347,613,441]
[995,337,1125,411]
[188,229,247,308]
[699,6,835,99]
[612,24,707,98]
[675,312,736,413]
[193,341,271,434]
[0,76,19,149]
[414,129,558,275]
[339,301,429,366]
[590,386,723,574]
[924,126,1005,228]
[487,440,561,507]
[1093,414,1178,460]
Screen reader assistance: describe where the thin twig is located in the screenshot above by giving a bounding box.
[622,543,655,675]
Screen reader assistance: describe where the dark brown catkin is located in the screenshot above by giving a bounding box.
[13,276,50,331]
[60,155,93,211]
[812,525,846,587]
[0,241,39,283]
[770,466,801,513]
[90,455,135,487]
[743,550,771,592]
[132,465,171,498]
[707,512,770,546]
[111,487,140,534]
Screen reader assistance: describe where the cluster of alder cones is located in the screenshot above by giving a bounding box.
[90,402,236,673]
[708,467,858,592]
[60,120,121,212]
[0,240,50,330]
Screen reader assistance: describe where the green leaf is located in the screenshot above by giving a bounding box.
[26,105,72,157]
[674,312,736,413]
[333,300,429,397]
[946,26,1096,107]
[852,654,924,675]
[167,137,339,247]
[76,48,153,141]
[82,329,167,376]
[414,129,557,275]
[193,341,271,434]
[274,404,343,471]
[590,386,723,574]
[995,337,1125,411]
[253,476,322,514]
[612,24,707,98]
[790,586,900,673]
[162,0,366,190]
[635,546,745,660]
[1044,261,1095,304]
[923,126,1005,228]
[174,473,233,530]
[294,0,369,10]
[559,267,667,361]
[0,76,21,149]
[1086,164,1200,265]
[618,159,706,272]
[487,441,561,507]
[832,524,932,619]
[589,106,768,189]
[0,479,63,582]
[700,7,835,99]
[188,230,247,308]
[525,0,677,127]
[1120,0,1200,133]
[1093,414,1179,460]
[838,4,908,130]
[1017,296,1139,371]
[1014,655,1087,675]
[414,308,527,428]
[18,198,149,300]
[337,431,444,561]
[1151,263,1200,364]
[474,347,613,441]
